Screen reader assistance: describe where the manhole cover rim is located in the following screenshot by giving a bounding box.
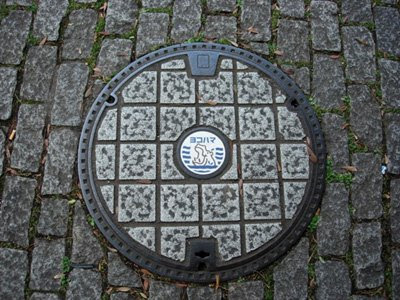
[78,42,326,283]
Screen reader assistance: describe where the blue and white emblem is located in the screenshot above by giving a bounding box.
[179,130,227,177]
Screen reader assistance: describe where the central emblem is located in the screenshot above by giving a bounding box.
[176,127,230,179]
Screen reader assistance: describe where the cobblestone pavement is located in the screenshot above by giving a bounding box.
[0,0,399,299]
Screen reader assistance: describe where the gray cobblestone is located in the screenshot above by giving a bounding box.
[30,293,61,300]
[142,0,173,8]
[149,280,184,300]
[208,0,236,12]
[42,128,79,195]
[274,238,308,300]
[342,0,373,23]
[98,108,117,141]
[205,16,237,42]
[105,0,138,35]
[352,222,384,289]
[385,113,400,175]
[119,145,156,179]
[107,252,141,287]
[136,13,169,57]
[249,42,270,56]
[343,26,376,82]
[121,107,156,140]
[281,65,310,94]
[96,39,132,77]
[62,9,98,60]
[20,46,57,102]
[0,176,36,246]
[76,0,96,2]
[30,238,65,291]
[0,248,28,300]
[66,269,102,300]
[187,286,221,300]
[315,261,351,300]
[0,67,17,120]
[277,20,309,62]
[11,104,46,172]
[160,107,196,141]
[0,131,4,175]
[311,1,341,51]
[203,224,241,260]
[201,107,236,139]
[240,0,271,42]
[277,0,304,18]
[0,10,31,64]
[228,281,264,300]
[391,179,400,243]
[241,144,277,179]
[37,199,69,237]
[374,6,400,57]
[312,54,345,109]
[110,293,134,300]
[122,71,157,103]
[379,59,400,109]
[171,0,201,43]
[393,250,400,300]
[6,0,32,5]
[33,0,68,41]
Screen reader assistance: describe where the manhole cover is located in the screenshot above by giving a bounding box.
[78,43,326,282]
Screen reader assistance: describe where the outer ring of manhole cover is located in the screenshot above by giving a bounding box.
[78,43,326,283]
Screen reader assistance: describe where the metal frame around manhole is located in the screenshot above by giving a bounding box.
[78,43,326,283]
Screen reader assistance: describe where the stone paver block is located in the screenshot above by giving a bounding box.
[278,107,305,140]
[97,39,132,77]
[245,223,281,252]
[199,72,234,104]
[208,0,236,12]
[142,0,173,7]
[239,107,275,140]
[161,71,196,104]
[280,144,309,179]
[221,145,238,180]
[352,222,384,289]
[228,281,264,300]
[315,261,352,300]
[203,224,241,261]
[105,0,138,34]
[149,280,184,300]
[0,248,28,300]
[37,199,69,237]
[311,1,341,51]
[274,238,308,300]
[237,72,272,104]
[351,153,383,219]
[6,0,32,5]
[20,46,57,102]
[187,287,222,300]
[161,59,186,69]
[243,183,280,220]
[379,59,400,109]
[125,227,155,251]
[95,145,115,180]
[42,128,79,195]
[205,16,237,42]
[249,42,269,56]
[241,144,277,179]
[33,0,68,41]
[51,62,89,126]
[343,26,376,82]
[107,252,141,287]
[0,67,17,120]
[240,0,271,42]
[202,184,239,221]
[62,9,98,60]
[317,183,351,256]
[277,20,309,62]
[312,54,345,109]
[284,182,306,219]
[0,131,4,175]
[30,238,65,291]
[391,179,400,243]
[374,7,400,57]
[161,144,184,179]
[122,71,157,103]
[98,109,117,141]
[278,0,304,18]
[100,185,114,213]
[110,293,134,300]
[342,0,373,23]
[161,226,199,261]
[385,113,400,175]
[0,10,31,64]
[136,13,169,57]
[119,145,156,179]
[0,176,36,246]
[171,0,201,43]
[200,106,236,139]
[160,107,196,141]
[393,250,400,300]
[121,106,156,140]
[161,185,198,222]
[30,293,61,300]
[118,185,155,222]
[76,0,96,2]
[66,269,102,300]
[281,65,310,94]
[72,202,104,264]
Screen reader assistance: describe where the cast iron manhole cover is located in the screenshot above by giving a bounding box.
[78,43,326,282]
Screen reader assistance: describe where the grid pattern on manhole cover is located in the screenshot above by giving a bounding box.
[78,43,325,282]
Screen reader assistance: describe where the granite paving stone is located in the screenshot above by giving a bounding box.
[380,0,397,3]
[312,54,345,109]
[105,0,138,35]
[246,223,281,252]
[96,39,132,77]
[277,20,309,62]
[20,46,58,102]
[6,0,32,4]
[149,280,184,300]
[379,59,400,109]
[97,108,117,141]
[66,269,102,300]
[352,222,384,289]
[37,198,69,237]
[280,144,309,179]
[205,16,237,42]
[274,238,308,300]
[202,225,241,260]
[0,131,4,175]
[171,0,201,43]
[351,153,383,219]
[160,144,184,179]
[118,185,155,222]
[30,293,61,300]
[351,297,385,300]
[33,0,68,41]
[374,7,400,57]
[277,0,304,18]
[187,286,222,300]
[311,1,341,52]
[241,144,277,179]
[0,176,36,246]
[240,0,271,42]
[136,13,169,57]
[228,281,264,300]
[391,179,400,243]
[72,201,104,264]
[201,107,236,139]
[0,67,17,120]
[385,113,400,175]
[160,185,199,222]
[0,10,31,64]
[283,182,307,219]
[239,107,275,140]
[76,0,96,2]
[202,184,240,221]
[160,107,196,141]
[393,250,400,300]
[161,72,196,104]
[249,42,269,56]
[121,106,156,140]
[221,145,238,180]
[315,261,352,300]
[277,107,305,140]
[161,226,199,261]
[107,252,141,287]
[42,128,79,195]
[243,183,280,219]
[317,183,351,256]
[199,72,234,104]
[122,71,157,103]
[237,72,272,104]
[208,0,236,12]
[349,85,382,150]
[125,227,155,251]
[0,248,28,300]
[30,238,65,291]
[62,9,98,60]
[341,0,373,23]
[142,0,173,7]
[11,104,46,172]
[342,26,376,82]
[281,65,310,94]
[119,145,156,179]
[110,293,135,300]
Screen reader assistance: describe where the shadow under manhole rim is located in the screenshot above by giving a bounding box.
[78,42,326,283]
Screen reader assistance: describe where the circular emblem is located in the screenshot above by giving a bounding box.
[176,127,230,179]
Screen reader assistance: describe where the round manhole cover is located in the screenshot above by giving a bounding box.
[78,43,326,282]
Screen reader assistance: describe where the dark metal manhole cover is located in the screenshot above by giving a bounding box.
[78,43,326,283]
